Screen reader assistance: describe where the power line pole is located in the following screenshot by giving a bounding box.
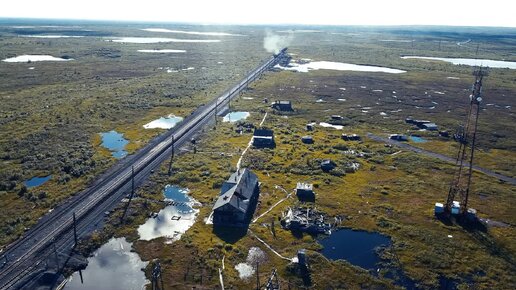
[256,262,260,290]
[168,135,175,176]
[52,238,59,270]
[73,212,78,248]
[121,166,136,223]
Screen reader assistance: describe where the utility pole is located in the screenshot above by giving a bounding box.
[168,135,175,176]
[121,166,136,223]
[73,212,78,248]
[132,166,135,196]
[271,217,276,238]
[215,98,218,127]
[151,260,164,290]
[52,238,59,269]
[256,262,260,290]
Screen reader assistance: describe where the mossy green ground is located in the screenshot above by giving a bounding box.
[104,66,513,289]
[1,23,515,289]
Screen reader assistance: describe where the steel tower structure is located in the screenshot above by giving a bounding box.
[445,67,488,216]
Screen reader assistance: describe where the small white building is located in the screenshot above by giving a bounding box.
[434,202,444,214]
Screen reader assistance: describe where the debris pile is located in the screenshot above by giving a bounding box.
[281,207,332,235]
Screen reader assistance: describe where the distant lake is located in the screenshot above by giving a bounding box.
[401,56,516,69]
[276,61,406,74]
[137,49,186,53]
[2,55,73,62]
[107,37,220,44]
[141,28,244,36]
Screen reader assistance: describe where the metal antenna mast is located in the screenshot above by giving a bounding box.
[445,67,488,216]
[264,269,280,290]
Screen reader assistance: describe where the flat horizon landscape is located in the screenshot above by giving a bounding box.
[0,18,515,290]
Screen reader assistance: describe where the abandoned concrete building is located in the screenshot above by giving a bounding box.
[296,183,315,202]
[389,134,408,141]
[301,136,314,144]
[253,128,275,148]
[212,168,260,227]
[341,134,361,141]
[320,159,336,172]
[421,123,438,131]
[406,118,438,131]
[271,100,293,111]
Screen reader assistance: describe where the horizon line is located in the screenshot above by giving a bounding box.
[1,17,516,29]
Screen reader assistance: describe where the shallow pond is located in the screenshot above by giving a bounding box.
[276,61,406,74]
[319,229,391,270]
[222,111,250,123]
[100,130,128,159]
[143,114,183,129]
[138,185,199,241]
[24,175,51,188]
[401,56,516,69]
[64,238,148,290]
[410,136,427,143]
[2,55,73,62]
[319,122,343,130]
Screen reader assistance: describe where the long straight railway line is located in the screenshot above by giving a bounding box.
[0,48,288,289]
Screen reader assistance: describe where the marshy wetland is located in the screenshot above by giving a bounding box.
[0,21,515,289]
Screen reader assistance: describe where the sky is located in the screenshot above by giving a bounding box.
[1,0,515,27]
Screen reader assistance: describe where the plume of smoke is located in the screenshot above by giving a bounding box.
[263,30,293,54]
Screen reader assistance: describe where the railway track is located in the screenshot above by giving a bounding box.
[0,49,288,289]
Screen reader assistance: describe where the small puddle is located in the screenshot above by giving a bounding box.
[100,130,129,159]
[319,229,391,270]
[64,238,148,290]
[143,114,183,129]
[24,175,51,188]
[222,111,250,123]
[410,136,427,143]
[137,185,199,241]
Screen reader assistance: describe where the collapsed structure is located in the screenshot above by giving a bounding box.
[281,207,332,235]
[212,168,259,227]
